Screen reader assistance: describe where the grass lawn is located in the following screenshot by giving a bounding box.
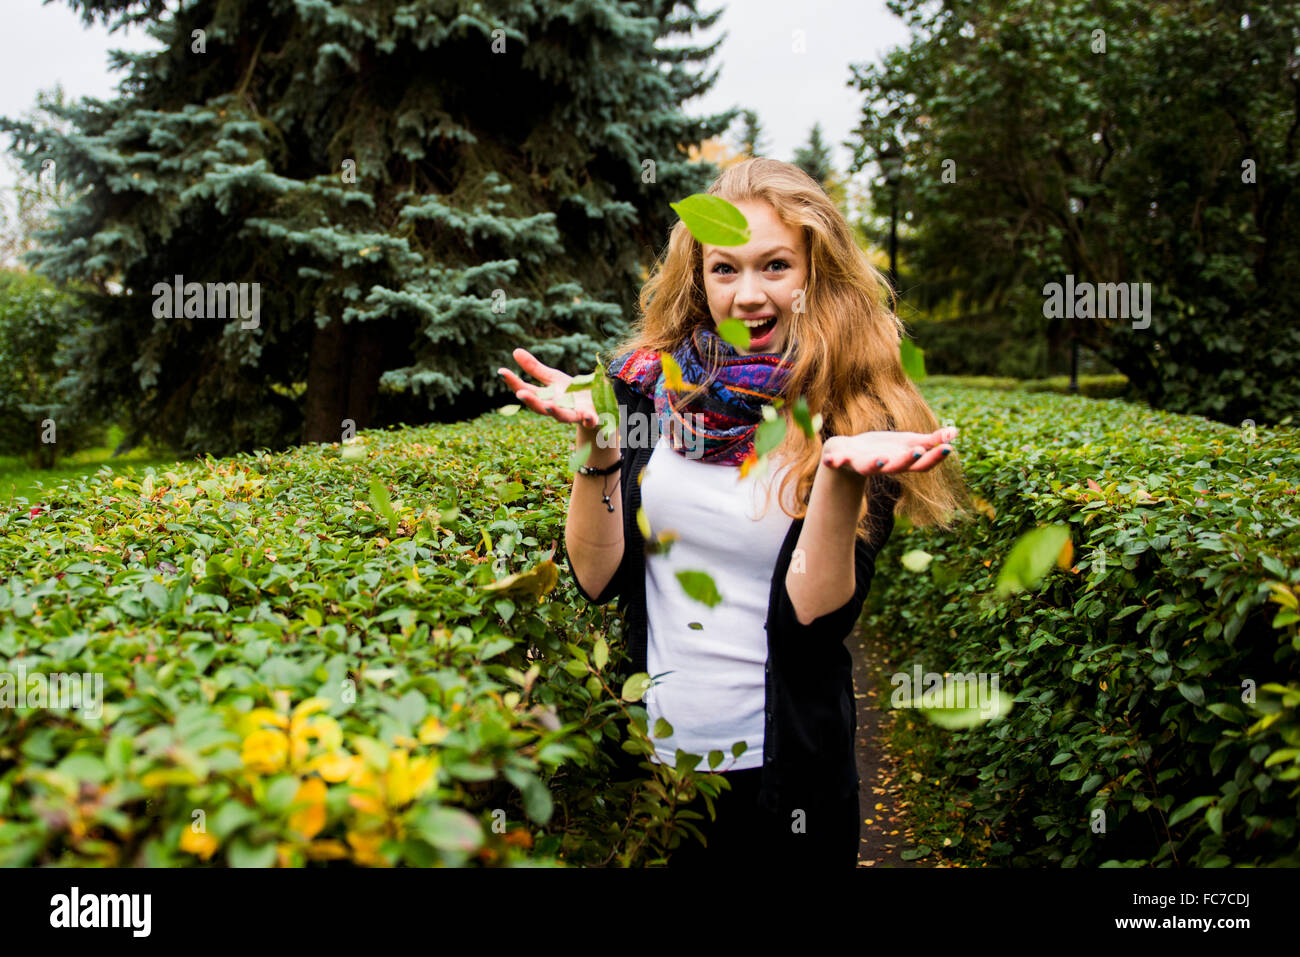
[0,425,184,507]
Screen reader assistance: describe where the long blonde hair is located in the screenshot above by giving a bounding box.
[606,157,972,543]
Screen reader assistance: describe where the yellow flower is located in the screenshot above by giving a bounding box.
[180,828,219,861]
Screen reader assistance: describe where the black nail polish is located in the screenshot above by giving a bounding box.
[912,451,921,458]
[941,448,951,455]
[875,460,885,467]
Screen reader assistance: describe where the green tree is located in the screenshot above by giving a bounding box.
[735,109,766,158]
[792,121,833,186]
[1,0,738,457]
[847,0,1300,423]
[0,270,105,467]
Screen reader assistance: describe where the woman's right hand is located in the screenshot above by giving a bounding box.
[498,348,603,429]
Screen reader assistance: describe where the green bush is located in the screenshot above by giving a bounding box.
[925,374,1135,401]
[0,270,108,467]
[0,414,725,867]
[870,382,1300,866]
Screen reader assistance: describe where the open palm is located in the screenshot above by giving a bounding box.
[497,348,602,429]
[821,426,958,475]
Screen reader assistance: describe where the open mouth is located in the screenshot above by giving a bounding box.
[739,315,778,347]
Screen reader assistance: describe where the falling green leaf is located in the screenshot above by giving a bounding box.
[901,549,933,573]
[915,687,1015,729]
[996,524,1072,597]
[670,193,750,246]
[900,337,926,382]
[792,396,822,439]
[676,570,722,607]
[755,416,786,458]
[368,475,397,536]
[568,443,592,473]
[497,404,521,416]
[716,318,752,352]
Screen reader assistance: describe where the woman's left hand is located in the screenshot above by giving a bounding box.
[821,426,958,475]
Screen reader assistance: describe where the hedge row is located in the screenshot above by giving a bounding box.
[867,383,1300,866]
[0,415,716,867]
[924,374,1135,401]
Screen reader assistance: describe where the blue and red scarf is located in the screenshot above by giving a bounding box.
[607,326,794,466]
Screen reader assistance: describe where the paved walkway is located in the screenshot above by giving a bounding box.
[848,622,921,868]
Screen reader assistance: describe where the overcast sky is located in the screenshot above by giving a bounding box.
[0,0,910,207]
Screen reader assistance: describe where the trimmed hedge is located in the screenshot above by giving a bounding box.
[868,382,1300,866]
[0,415,722,867]
[925,374,1136,402]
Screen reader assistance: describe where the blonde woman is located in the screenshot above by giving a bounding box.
[500,158,970,867]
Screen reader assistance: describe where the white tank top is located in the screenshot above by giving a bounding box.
[638,433,797,770]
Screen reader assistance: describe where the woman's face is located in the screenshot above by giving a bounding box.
[700,198,807,356]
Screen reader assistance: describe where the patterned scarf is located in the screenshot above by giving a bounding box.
[607,325,794,465]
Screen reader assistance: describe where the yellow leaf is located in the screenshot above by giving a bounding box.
[481,560,559,599]
[303,839,350,861]
[180,828,219,861]
[346,830,385,866]
[1056,538,1074,570]
[241,729,289,774]
[661,352,686,391]
[288,777,328,840]
[418,715,450,745]
[310,752,357,783]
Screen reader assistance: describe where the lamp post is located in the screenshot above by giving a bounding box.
[878,137,902,294]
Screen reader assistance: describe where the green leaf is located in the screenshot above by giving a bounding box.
[731,741,748,758]
[653,718,673,738]
[676,569,723,607]
[917,687,1015,729]
[716,318,751,352]
[368,475,397,535]
[228,837,277,868]
[791,396,822,439]
[901,549,933,573]
[568,443,592,473]
[141,580,169,613]
[621,673,653,702]
[669,193,750,246]
[996,524,1071,597]
[591,363,618,441]
[1168,795,1215,826]
[414,805,484,853]
[754,416,786,458]
[593,637,609,672]
[708,750,724,770]
[502,767,554,825]
[900,337,926,381]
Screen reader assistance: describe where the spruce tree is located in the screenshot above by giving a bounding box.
[2,0,737,456]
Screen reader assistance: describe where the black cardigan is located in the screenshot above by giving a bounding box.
[562,377,900,813]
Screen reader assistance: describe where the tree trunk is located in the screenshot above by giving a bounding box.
[302,318,384,444]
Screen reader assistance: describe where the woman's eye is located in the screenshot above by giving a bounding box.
[712,261,790,274]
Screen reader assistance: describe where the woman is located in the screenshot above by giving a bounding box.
[499,158,970,867]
